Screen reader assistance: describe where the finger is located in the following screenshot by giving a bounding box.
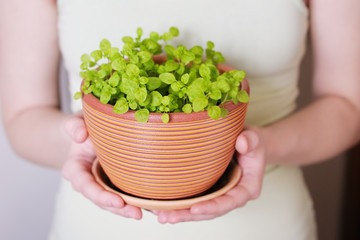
[236,155,265,200]
[190,185,252,216]
[62,158,124,209]
[157,209,217,224]
[237,162,263,200]
[64,116,88,143]
[235,129,260,155]
[104,204,143,220]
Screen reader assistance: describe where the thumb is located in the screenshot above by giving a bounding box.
[235,129,260,155]
[64,116,88,143]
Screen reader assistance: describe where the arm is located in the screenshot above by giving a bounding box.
[263,0,360,165]
[0,0,141,219]
[0,0,67,168]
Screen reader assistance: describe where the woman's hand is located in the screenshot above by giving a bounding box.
[152,125,266,224]
[62,114,143,220]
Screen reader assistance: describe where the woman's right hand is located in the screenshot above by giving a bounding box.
[62,114,143,220]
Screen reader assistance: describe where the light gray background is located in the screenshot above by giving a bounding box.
[0,44,346,240]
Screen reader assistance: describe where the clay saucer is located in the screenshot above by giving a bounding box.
[92,158,242,211]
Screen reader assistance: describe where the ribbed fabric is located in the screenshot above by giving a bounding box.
[51,0,317,239]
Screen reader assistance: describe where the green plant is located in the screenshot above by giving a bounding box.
[74,27,249,123]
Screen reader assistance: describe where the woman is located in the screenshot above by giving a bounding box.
[1,0,359,239]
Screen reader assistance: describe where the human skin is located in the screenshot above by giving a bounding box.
[0,0,359,223]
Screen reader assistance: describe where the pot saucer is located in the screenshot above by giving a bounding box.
[92,158,242,211]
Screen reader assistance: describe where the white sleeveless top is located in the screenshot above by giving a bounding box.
[59,0,308,126]
[50,1,317,239]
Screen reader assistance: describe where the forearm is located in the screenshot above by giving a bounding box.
[263,95,360,165]
[4,107,71,169]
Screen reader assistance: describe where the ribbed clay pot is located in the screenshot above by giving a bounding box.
[82,56,249,199]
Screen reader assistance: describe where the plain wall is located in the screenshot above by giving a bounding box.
[298,40,346,240]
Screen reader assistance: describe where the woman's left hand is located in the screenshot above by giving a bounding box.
[152,125,266,224]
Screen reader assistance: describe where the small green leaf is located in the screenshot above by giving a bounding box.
[129,100,138,110]
[157,65,166,74]
[137,51,152,63]
[207,41,215,50]
[90,50,102,62]
[229,86,238,99]
[181,51,195,64]
[139,94,151,106]
[220,107,229,118]
[181,74,190,84]
[129,55,139,64]
[159,73,176,84]
[80,63,88,70]
[171,81,184,92]
[150,32,160,41]
[83,85,94,95]
[113,98,129,114]
[209,89,222,100]
[150,91,162,106]
[81,54,91,64]
[122,36,134,44]
[109,47,120,58]
[161,96,170,106]
[134,87,147,103]
[135,109,149,123]
[146,77,162,91]
[217,76,231,93]
[73,92,82,100]
[169,27,179,37]
[176,64,185,75]
[164,60,179,72]
[100,39,111,54]
[207,105,221,120]
[120,76,139,95]
[100,89,111,104]
[162,32,172,41]
[182,104,192,113]
[199,64,211,78]
[192,97,208,112]
[237,90,249,103]
[161,113,170,123]
[144,39,161,53]
[139,76,148,84]
[112,58,126,71]
[214,51,226,63]
[164,45,175,56]
[230,70,246,82]
[191,46,204,57]
[108,73,120,87]
[126,64,140,77]
[122,44,133,56]
[98,69,107,79]
[80,71,87,79]
[136,27,143,39]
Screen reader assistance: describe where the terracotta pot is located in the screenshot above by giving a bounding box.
[82,56,249,199]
